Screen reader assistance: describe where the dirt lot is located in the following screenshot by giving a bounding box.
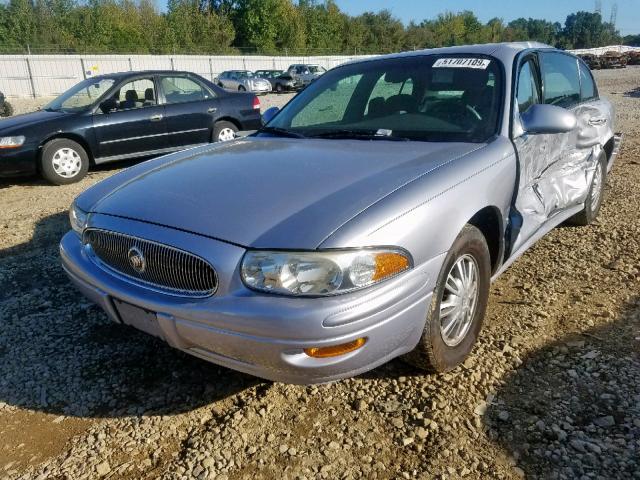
[1,69,639,480]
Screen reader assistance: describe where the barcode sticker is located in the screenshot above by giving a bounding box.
[433,58,491,69]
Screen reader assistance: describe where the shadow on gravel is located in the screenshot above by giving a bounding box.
[485,297,640,479]
[0,212,259,418]
[0,159,140,189]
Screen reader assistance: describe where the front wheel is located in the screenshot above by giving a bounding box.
[238,85,246,92]
[275,83,284,93]
[404,224,491,373]
[40,138,89,185]
[213,121,238,142]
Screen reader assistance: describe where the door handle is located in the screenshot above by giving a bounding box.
[149,114,163,122]
[588,116,607,126]
[207,107,217,113]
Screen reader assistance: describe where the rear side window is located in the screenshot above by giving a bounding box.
[579,61,598,102]
[541,52,580,108]
[516,60,540,113]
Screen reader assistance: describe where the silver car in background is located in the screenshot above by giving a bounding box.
[216,70,271,94]
[61,42,621,384]
[286,64,327,86]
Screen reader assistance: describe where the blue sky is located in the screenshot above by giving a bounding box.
[333,0,639,34]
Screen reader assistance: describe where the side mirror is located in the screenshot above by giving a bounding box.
[99,98,117,114]
[262,106,280,125]
[521,104,577,134]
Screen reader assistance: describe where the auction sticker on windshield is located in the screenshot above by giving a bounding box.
[433,58,490,69]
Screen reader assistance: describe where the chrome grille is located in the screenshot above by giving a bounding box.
[83,229,217,297]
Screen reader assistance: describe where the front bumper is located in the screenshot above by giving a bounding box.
[249,83,272,94]
[0,144,38,177]
[59,214,442,384]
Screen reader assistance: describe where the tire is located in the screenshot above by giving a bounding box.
[568,154,607,226]
[275,83,284,93]
[212,121,238,142]
[404,224,491,373]
[0,101,13,117]
[238,85,246,92]
[40,138,89,185]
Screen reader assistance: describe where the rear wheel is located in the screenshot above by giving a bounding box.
[568,155,606,226]
[238,85,246,92]
[40,138,89,185]
[404,224,491,373]
[276,83,284,93]
[213,121,238,142]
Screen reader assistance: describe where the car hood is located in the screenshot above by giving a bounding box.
[0,109,70,133]
[86,137,484,249]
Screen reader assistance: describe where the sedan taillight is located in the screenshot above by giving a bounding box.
[252,96,260,111]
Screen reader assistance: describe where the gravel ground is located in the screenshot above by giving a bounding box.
[1,69,639,480]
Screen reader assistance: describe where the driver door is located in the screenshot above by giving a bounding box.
[92,77,169,161]
[510,55,551,252]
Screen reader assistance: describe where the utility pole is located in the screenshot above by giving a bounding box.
[610,2,618,26]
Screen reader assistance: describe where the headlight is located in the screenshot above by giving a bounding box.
[69,201,88,235]
[241,248,411,296]
[0,136,25,149]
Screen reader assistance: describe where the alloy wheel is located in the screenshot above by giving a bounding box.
[439,254,479,347]
[218,128,236,142]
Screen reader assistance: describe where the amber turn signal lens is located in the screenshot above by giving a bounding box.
[304,338,367,358]
[372,252,410,282]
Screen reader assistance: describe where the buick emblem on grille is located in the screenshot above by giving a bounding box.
[127,246,146,273]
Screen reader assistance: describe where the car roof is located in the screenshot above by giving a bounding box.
[90,70,199,81]
[344,42,555,67]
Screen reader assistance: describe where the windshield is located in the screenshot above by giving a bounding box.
[44,78,116,112]
[308,66,326,74]
[265,55,503,142]
[236,71,254,79]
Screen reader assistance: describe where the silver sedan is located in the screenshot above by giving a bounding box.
[216,70,271,94]
[61,42,620,384]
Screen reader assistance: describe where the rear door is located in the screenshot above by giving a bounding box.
[93,76,169,161]
[159,75,217,148]
[539,51,599,209]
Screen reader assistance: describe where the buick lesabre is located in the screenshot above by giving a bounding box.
[60,42,622,384]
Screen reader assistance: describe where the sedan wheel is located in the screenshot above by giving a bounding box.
[276,83,284,93]
[213,121,239,142]
[440,254,479,347]
[403,224,490,373]
[568,154,607,226]
[238,85,246,92]
[40,138,89,185]
[52,148,82,178]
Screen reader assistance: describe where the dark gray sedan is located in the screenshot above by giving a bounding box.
[61,43,620,384]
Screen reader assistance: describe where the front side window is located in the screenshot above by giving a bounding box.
[267,55,503,142]
[161,76,211,104]
[516,59,540,113]
[541,52,580,108]
[115,78,155,110]
[44,78,115,112]
[578,61,598,102]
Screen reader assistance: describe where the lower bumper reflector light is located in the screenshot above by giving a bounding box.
[304,338,367,358]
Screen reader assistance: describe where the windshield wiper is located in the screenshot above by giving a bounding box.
[258,126,306,138]
[309,129,410,141]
